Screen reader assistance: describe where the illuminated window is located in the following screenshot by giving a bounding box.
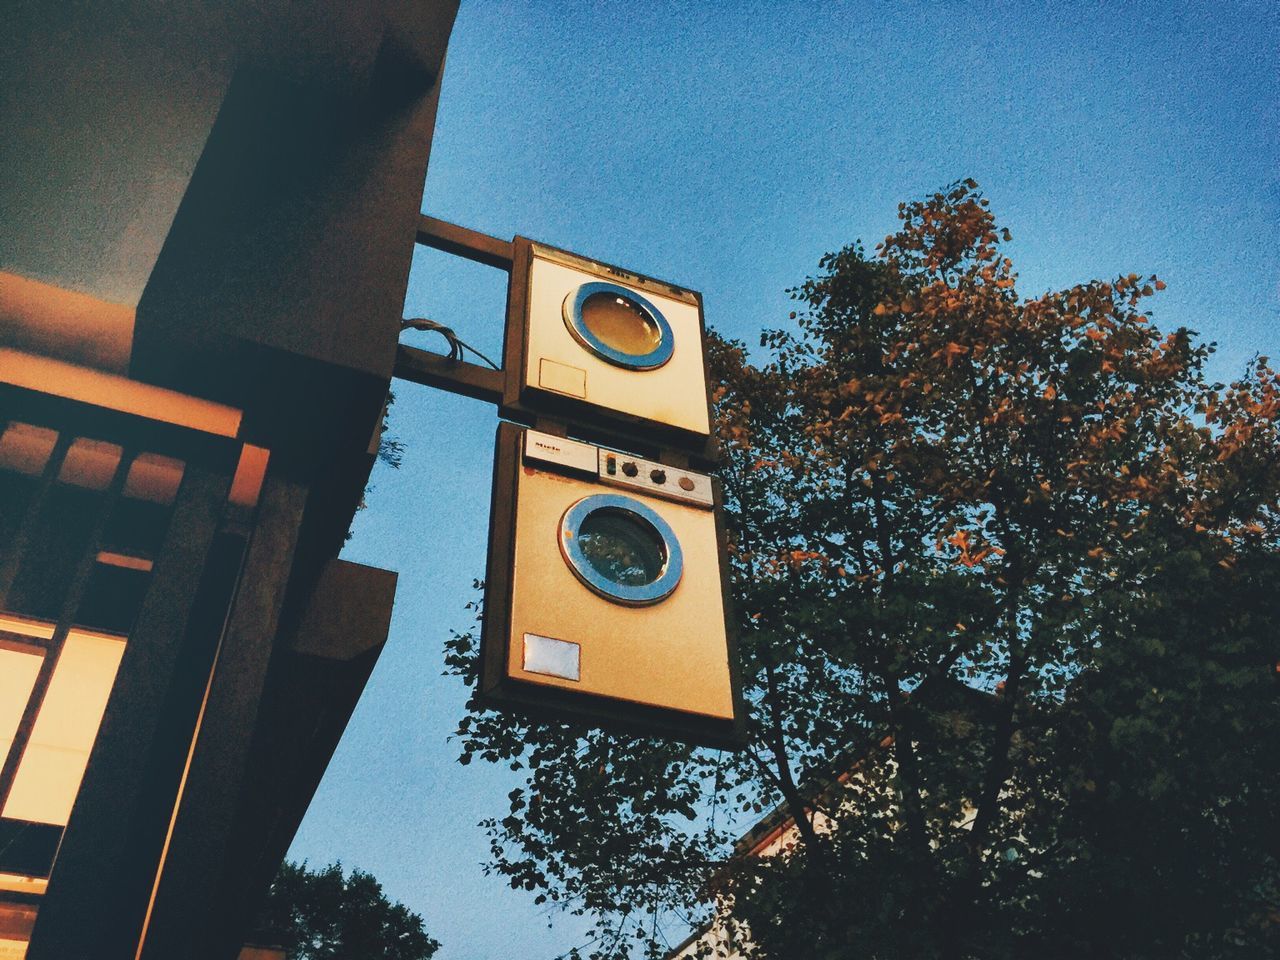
[3,629,126,825]
[0,421,184,903]
[0,646,43,769]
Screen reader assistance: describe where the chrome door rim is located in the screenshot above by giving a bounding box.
[561,281,675,370]
[559,493,683,605]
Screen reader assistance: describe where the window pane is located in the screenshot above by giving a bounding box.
[0,819,59,885]
[77,564,149,635]
[2,632,125,825]
[0,648,43,767]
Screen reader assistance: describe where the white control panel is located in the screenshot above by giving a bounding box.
[597,449,714,509]
[523,429,715,509]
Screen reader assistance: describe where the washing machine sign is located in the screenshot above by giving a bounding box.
[559,493,684,605]
[562,281,675,371]
[483,423,743,746]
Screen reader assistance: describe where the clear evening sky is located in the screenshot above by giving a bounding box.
[288,2,1278,957]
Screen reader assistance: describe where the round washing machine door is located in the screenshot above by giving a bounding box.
[559,493,683,606]
[562,281,675,370]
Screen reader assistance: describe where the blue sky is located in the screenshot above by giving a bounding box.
[288,2,1279,957]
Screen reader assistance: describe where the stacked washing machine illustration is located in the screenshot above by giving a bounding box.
[483,242,743,747]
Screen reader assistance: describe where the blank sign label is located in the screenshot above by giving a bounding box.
[538,358,587,398]
[523,633,581,681]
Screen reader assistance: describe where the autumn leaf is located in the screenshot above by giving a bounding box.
[939,342,970,366]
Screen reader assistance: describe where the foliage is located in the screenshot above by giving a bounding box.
[378,390,406,469]
[352,390,405,536]
[444,180,1280,959]
[254,860,440,960]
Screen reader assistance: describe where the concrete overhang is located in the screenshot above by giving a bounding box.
[2,0,458,309]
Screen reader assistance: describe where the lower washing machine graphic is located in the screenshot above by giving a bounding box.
[480,423,744,747]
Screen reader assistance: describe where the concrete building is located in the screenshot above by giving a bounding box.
[1,3,458,956]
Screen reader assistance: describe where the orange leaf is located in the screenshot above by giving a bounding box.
[943,342,969,366]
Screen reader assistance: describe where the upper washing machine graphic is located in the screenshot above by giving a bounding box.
[504,241,713,448]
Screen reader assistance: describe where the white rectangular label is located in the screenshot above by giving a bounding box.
[522,633,581,681]
[523,430,598,474]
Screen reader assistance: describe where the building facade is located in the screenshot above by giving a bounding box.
[1,3,459,956]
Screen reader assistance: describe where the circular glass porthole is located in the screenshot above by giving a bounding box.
[559,493,683,606]
[562,281,675,370]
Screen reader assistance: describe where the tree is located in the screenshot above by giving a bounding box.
[253,860,440,960]
[444,180,1280,959]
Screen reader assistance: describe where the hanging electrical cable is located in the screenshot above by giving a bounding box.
[400,317,500,370]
